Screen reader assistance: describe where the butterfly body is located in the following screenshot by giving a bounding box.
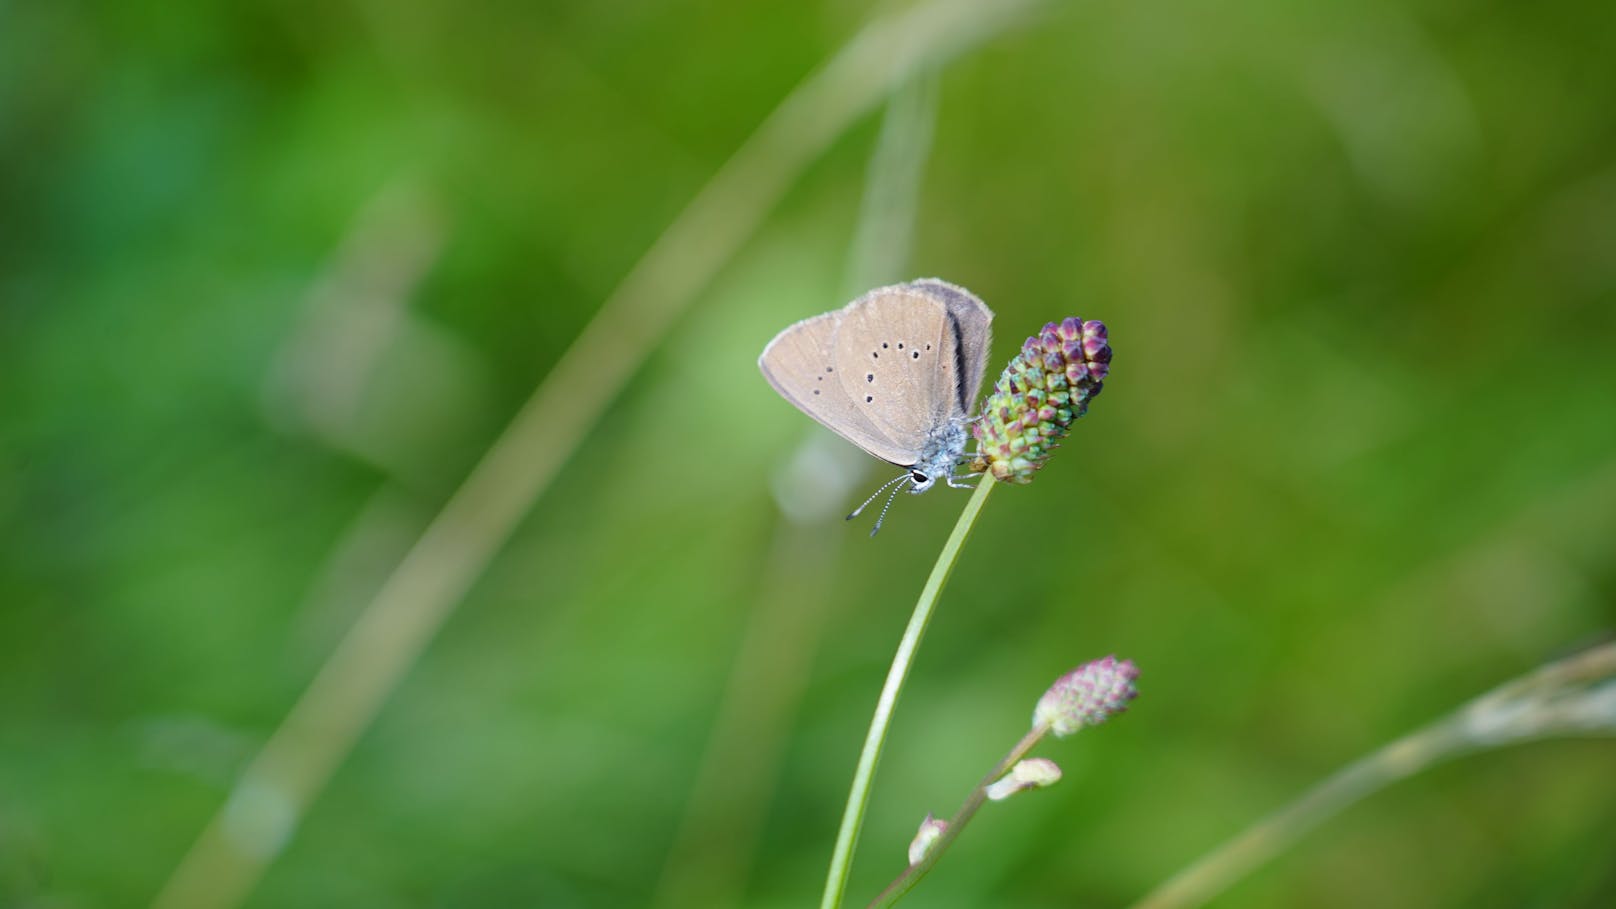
[904,416,971,493]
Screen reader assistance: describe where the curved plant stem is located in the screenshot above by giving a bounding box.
[866,722,1049,909]
[1131,723,1458,909]
[1131,641,1616,909]
[820,476,997,909]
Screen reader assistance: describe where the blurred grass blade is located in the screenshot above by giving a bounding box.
[153,2,1049,907]
[1132,642,1616,909]
[649,68,942,909]
[846,67,940,296]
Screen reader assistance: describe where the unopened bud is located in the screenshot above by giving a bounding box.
[1033,655,1140,737]
[984,757,1063,801]
[907,814,947,866]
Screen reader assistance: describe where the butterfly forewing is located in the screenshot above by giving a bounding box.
[758,310,914,465]
[831,286,956,461]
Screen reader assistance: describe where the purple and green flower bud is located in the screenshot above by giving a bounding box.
[1033,655,1139,737]
[971,317,1111,483]
[908,814,947,865]
[984,758,1063,801]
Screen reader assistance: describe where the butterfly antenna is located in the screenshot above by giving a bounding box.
[847,472,909,522]
[867,479,907,537]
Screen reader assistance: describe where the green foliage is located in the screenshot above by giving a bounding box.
[3,2,1615,907]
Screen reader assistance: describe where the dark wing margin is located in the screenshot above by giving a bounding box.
[908,278,993,414]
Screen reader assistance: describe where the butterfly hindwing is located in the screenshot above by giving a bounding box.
[908,278,993,414]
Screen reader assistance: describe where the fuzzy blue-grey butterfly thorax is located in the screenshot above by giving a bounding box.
[906,417,971,493]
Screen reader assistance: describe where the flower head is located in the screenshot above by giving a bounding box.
[1033,655,1140,737]
[971,317,1111,483]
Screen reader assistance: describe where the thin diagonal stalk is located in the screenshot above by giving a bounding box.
[867,722,1049,909]
[154,4,1048,908]
[1132,641,1616,909]
[821,476,997,909]
[649,68,941,909]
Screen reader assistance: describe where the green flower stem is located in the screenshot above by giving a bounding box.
[866,722,1051,909]
[820,476,997,909]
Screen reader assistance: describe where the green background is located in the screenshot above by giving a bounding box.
[3,1,1615,906]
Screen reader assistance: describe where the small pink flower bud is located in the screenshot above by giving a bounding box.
[984,757,1063,801]
[1033,655,1140,737]
[908,814,947,866]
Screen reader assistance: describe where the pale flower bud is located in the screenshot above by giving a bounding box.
[1033,655,1140,737]
[984,757,1063,801]
[907,813,947,866]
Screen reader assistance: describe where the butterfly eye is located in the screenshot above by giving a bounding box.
[910,470,928,484]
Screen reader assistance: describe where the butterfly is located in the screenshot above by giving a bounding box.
[758,278,993,533]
